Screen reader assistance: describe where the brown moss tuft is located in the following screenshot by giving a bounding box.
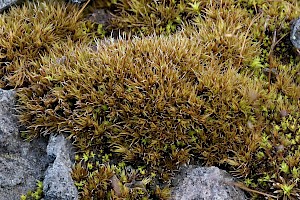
[0,0,92,88]
[3,0,300,199]
[14,31,288,198]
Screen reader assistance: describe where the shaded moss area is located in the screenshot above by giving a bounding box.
[1,0,300,199]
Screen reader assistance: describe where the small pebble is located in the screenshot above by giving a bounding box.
[280,110,288,117]
[263,68,278,80]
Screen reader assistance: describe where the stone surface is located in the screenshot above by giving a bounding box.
[86,9,113,26]
[0,89,50,200]
[69,0,86,4]
[290,17,300,49]
[171,166,248,200]
[43,134,78,200]
[0,0,23,13]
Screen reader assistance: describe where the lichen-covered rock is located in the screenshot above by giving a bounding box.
[171,166,248,200]
[0,89,50,200]
[43,134,78,200]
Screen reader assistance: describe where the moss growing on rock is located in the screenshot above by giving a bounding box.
[20,180,43,200]
[0,0,300,199]
[15,33,299,199]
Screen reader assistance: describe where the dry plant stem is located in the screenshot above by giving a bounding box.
[74,0,91,21]
[224,181,278,199]
[268,29,277,93]
[239,13,262,66]
[267,18,288,93]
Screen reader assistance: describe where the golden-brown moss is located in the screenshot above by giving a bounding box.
[0,0,92,88]
[14,30,299,198]
[1,0,300,199]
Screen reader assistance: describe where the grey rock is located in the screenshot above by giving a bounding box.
[262,67,278,82]
[0,89,50,200]
[69,0,86,4]
[290,17,300,49]
[0,0,24,13]
[0,89,18,153]
[86,9,113,26]
[171,166,248,200]
[43,134,78,200]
